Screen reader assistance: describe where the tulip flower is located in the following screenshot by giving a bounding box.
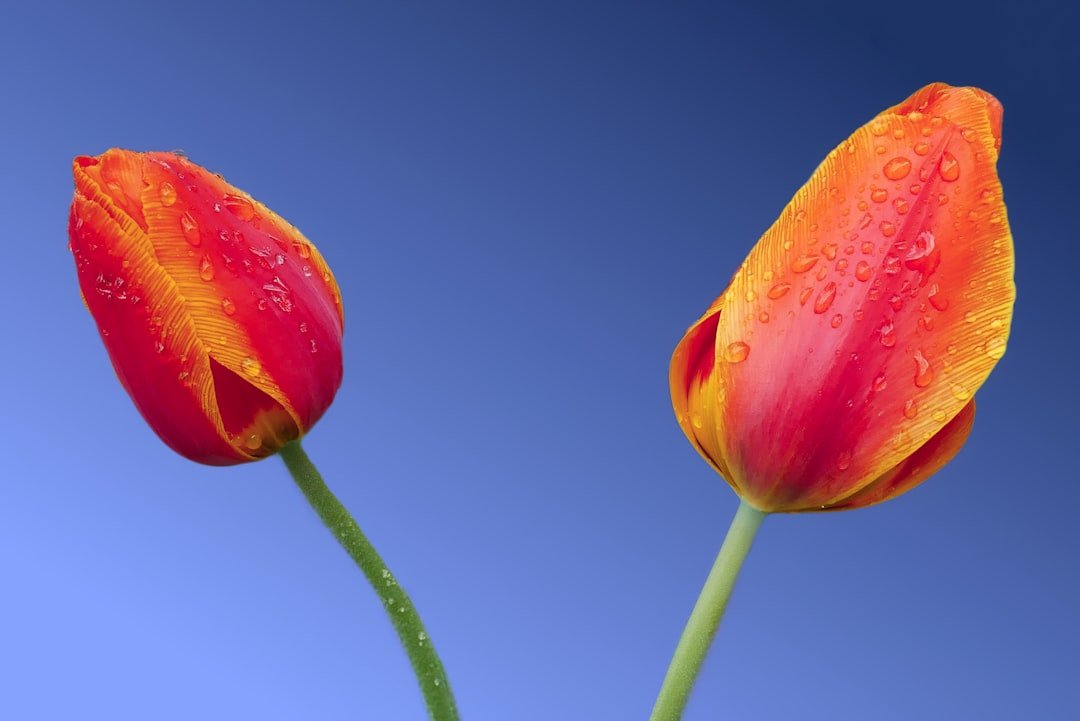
[69,149,343,464]
[68,150,459,721]
[653,84,1014,720]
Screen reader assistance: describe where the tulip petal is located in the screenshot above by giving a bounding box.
[671,309,734,483]
[828,400,975,511]
[676,84,1013,512]
[69,190,246,464]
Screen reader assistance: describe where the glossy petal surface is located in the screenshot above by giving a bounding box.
[671,84,1014,512]
[69,150,344,464]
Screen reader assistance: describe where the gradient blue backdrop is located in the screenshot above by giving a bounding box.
[2,1,1076,719]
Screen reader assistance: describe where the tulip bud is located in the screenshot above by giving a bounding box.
[670,84,1014,512]
[69,149,344,465]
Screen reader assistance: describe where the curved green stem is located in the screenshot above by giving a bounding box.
[650,500,766,721]
[279,440,459,721]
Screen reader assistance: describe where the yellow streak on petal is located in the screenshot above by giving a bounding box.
[139,178,304,445]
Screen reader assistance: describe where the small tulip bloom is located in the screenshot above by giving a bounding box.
[68,149,344,464]
[653,84,1015,720]
[670,83,1013,513]
[68,150,460,718]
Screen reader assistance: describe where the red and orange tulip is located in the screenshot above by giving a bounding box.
[68,149,344,465]
[670,83,1014,512]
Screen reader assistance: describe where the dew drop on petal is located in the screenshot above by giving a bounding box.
[159,182,177,206]
[928,284,949,311]
[883,157,912,180]
[938,151,960,182]
[836,450,852,471]
[855,260,872,282]
[870,187,888,203]
[792,255,820,273]
[914,142,930,156]
[813,282,837,314]
[244,434,262,450]
[241,357,261,377]
[872,373,887,392]
[180,212,201,246]
[199,255,215,281]
[221,297,236,316]
[830,313,843,328]
[880,321,897,348]
[768,282,794,300]
[903,399,918,419]
[913,350,934,388]
[985,336,1006,359]
[223,193,256,220]
[724,341,750,363]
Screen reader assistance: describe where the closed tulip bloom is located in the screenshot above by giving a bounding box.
[69,149,344,465]
[670,83,1014,513]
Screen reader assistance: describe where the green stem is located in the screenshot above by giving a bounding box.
[279,440,459,721]
[650,499,767,721]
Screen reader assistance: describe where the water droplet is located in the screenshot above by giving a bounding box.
[938,151,960,182]
[893,197,909,214]
[836,450,852,471]
[822,243,838,261]
[903,399,918,419]
[870,187,888,203]
[180,212,201,246]
[724,341,750,363]
[745,288,757,303]
[883,156,912,180]
[913,350,933,388]
[758,311,770,323]
[888,294,903,311]
[159,182,177,206]
[872,373,887,392]
[961,126,977,142]
[985,336,1006,359]
[299,321,309,333]
[310,339,318,354]
[221,297,236,316]
[245,434,262,450]
[799,287,813,306]
[813,282,837,314]
[927,284,949,311]
[951,383,970,401]
[257,298,269,311]
[765,282,791,300]
[154,340,165,354]
[791,255,820,273]
[223,193,256,220]
[883,254,901,275]
[830,313,843,328]
[880,321,897,348]
[199,255,215,281]
[913,142,930,156]
[241,357,261,376]
[854,261,872,282]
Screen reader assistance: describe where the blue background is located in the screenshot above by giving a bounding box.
[2,1,1076,719]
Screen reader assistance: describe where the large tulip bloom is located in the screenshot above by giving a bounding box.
[671,83,1014,511]
[68,149,344,464]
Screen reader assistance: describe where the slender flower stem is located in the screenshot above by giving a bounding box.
[279,440,459,721]
[650,500,767,721]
